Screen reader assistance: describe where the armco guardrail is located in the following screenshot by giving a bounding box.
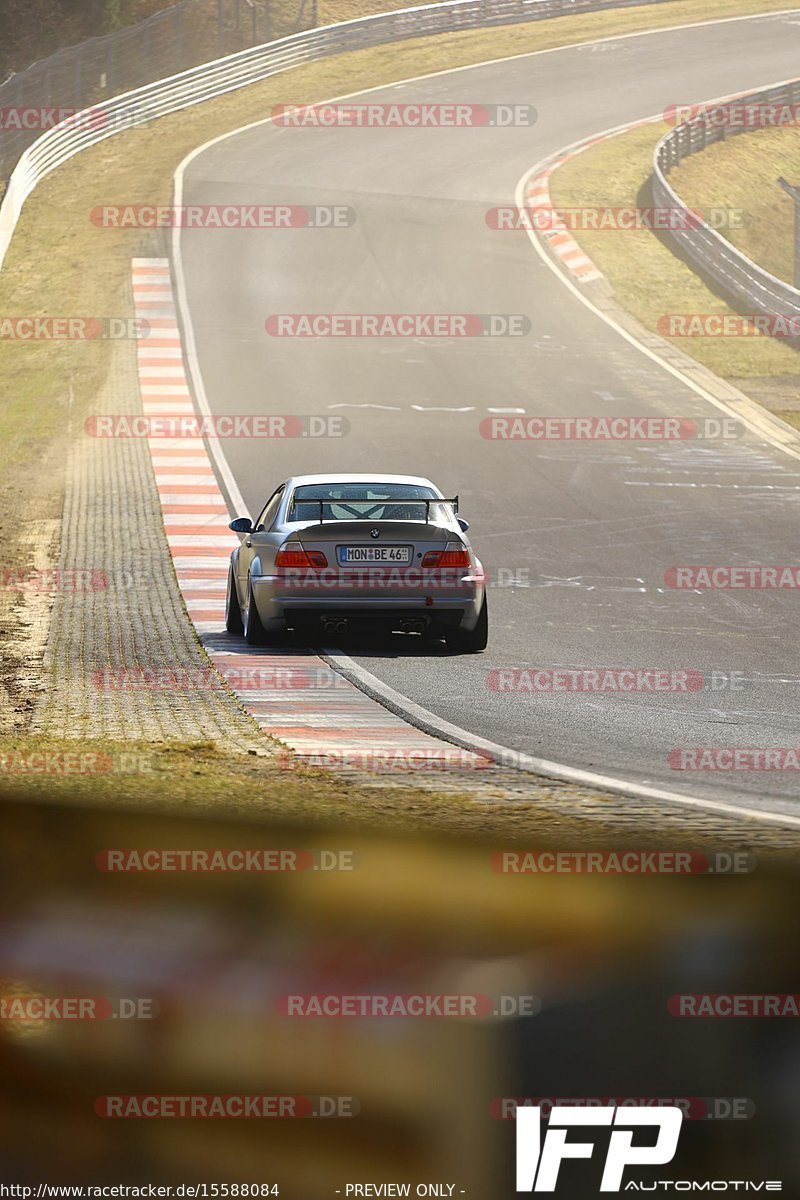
[0,0,678,270]
[653,79,800,324]
[0,0,316,183]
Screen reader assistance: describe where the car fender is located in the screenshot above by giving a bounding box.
[228,547,243,606]
[249,553,267,580]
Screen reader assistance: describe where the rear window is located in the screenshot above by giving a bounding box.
[287,483,449,524]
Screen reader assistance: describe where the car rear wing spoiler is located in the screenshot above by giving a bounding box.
[301,496,459,524]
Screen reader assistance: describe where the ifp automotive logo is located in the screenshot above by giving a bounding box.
[515,1106,782,1192]
[516,1105,682,1192]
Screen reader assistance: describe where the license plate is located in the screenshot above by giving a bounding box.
[338,545,412,564]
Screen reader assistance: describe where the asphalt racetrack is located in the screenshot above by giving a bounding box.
[178,9,800,819]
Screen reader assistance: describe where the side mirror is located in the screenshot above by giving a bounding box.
[457,518,470,533]
[229,516,252,534]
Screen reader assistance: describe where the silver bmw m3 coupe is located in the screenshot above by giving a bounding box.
[225,473,488,651]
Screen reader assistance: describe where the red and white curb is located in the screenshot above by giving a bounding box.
[525,115,672,285]
[524,164,603,284]
[525,77,785,292]
[132,257,493,774]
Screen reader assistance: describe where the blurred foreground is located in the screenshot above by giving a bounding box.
[0,791,796,1195]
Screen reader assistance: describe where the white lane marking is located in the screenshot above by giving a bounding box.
[410,405,475,411]
[327,403,402,410]
[488,407,526,413]
[626,481,800,490]
[322,650,800,830]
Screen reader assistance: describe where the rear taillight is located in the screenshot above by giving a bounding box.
[421,547,471,569]
[275,547,328,568]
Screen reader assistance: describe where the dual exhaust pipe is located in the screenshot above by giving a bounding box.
[320,617,427,636]
[321,617,348,635]
[398,618,426,635]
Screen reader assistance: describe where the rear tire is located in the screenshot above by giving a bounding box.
[446,595,488,653]
[243,578,267,646]
[225,564,244,636]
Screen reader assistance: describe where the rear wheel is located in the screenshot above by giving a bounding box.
[225,564,244,636]
[446,596,488,653]
[243,578,267,646]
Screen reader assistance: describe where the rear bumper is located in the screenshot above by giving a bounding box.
[251,573,484,631]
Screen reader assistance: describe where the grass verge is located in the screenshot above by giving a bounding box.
[550,121,800,380]
[667,124,800,428]
[551,117,800,424]
[0,734,636,843]
[669,124,799,285]
[1,733,797,851]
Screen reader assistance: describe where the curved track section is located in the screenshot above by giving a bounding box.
[176,10,800,820]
